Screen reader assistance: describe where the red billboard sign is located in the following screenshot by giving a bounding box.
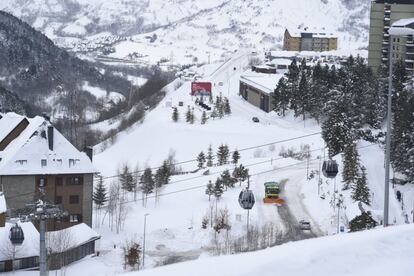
[191,82,212,96]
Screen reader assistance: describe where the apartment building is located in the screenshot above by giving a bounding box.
[283,28,338,52]
[368,0,414,72]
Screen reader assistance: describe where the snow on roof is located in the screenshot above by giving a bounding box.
[287,27,337,38]
[240,70,284,94]
[0,222,39,261]
[0,113,25,144]
[392,18,414,27]
[47,223,100,253]
[268,58,293,66]
[0,113,98,176]
[0,192,6,213]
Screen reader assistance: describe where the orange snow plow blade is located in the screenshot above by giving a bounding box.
[263,197,285,205]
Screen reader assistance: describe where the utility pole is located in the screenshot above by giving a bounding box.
[142,213,150,268]
[23,182,67,276]
[384,35,393,227]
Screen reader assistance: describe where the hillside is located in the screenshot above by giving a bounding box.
[0,10,131,117]
[127,224,414,276]
[0,0,371,65]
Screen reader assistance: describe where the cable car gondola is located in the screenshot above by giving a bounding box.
[322,159,339,179]
[238,189,255,210]
[9,224,24,246]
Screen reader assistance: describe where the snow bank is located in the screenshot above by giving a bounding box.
[129,225,414,276]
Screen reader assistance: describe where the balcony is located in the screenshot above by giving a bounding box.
[405,59,414,63]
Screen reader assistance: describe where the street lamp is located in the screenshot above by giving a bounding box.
[142,213,150,268]
[384,20,414,226]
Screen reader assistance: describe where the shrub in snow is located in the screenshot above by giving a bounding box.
[349,211,377,232]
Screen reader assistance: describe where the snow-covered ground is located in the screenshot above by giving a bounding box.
[7,52,414,276]
[125,224,414,276]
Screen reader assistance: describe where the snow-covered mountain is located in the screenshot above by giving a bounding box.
[0,0,371,65]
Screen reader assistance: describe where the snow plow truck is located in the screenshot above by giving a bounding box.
[263,182,285,205]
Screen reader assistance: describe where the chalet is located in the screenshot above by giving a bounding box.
[239,68,284,112]
[0,113,97,230]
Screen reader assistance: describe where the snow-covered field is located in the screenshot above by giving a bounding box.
[126,224,414,276]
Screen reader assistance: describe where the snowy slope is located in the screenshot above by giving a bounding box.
[0,0,370,65]
[127,224,414,276]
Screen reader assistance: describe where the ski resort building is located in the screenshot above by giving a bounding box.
[0,113,97,230]
[239,67,283,112]
[283,28,338,52]
[368,0,414,72]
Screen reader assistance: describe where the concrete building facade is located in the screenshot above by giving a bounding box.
[283,28,338,52]
[368,0,414,72]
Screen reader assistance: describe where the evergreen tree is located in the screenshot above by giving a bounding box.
[205,180,214,201]
[93,175,108,207]
[119,164,135,192]
[140,168,154,194]
[221,169,236,189]
[206,145,214,167]
[172,107,179,122]
[233,164,249,185]
[272,77,289,116]
[213,177,224,198]
[217,144,230,165]
[297,66,310,120]
[223,97,231,115]
[232,150,240,165]
[185,106,192,123]
[285,59,300,112]
[342,142,359,190]
[351,166,371,205]
[201,111,207,124]
[197,151,206,169]
[211,107,218,119]
[189,109,195,124]
[158,160,172,185]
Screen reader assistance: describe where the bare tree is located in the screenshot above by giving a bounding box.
[47,228,74,276]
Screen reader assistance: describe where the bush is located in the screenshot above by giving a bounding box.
[349,212,377,232]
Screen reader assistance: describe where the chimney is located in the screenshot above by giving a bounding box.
[47,126,54,151]
[84,146,93,162]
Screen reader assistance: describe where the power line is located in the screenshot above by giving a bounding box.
[6,143,377,204]
[101,132,322,180]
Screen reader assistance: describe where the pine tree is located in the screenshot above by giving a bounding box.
[211,107,218,119]
[206,145,214,167]
[197,151,206,169]
[172,107,179,122]
[217,144,230,165]
[213,177,224,198]
[351,166,371,205]
[272,77,289,116]
[119,164,135,192]
[185,106,192,123]
[189,110,195,124]
[205,180,214,201]
[285,59,300,112]
[221,169,236,189]
[342,143,359,190]
[93,175,108,207]
[201,111,207,124]
[233,164,249,185]
[232,150,240,165]
[223,97,231,115]
[140,168,154,194]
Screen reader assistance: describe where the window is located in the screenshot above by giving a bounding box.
[15,160,27,165]
[69,215,78,223]
[56,159,62,167]
[67,176,83,186]
[56,177,63,186]
[55,196,62,204]
[69,195,79,204]
[41,159,47,167]
[69,159,80,168]
[37,177,47,187]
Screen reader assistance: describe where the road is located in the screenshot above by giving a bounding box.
[276,179,318,244]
